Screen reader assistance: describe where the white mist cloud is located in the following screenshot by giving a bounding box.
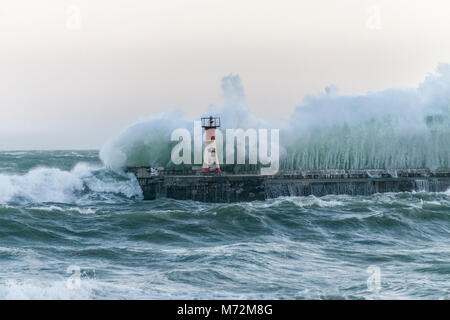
[100,64,449,171]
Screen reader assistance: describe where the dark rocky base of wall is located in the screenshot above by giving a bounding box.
[126,167,450,203]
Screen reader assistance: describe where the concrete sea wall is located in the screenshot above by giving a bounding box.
[126,167,450,203]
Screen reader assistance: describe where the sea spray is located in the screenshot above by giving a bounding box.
[100,109,191,172]
[99,66,450,171]
[283,64,450,170]
[0,160,142,205]
[99,75,272,172]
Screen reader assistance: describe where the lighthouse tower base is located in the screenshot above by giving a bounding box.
[201,167,221,173]
[201,140,221,173]
[201,116,221,174]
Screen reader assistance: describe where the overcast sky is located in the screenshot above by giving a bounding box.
[1,0,450,150]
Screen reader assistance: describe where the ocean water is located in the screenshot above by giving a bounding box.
[0,150,449,299]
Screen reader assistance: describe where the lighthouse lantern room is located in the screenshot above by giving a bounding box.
[201,116,221,173]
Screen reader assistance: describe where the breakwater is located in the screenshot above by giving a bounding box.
[126,167,450,202]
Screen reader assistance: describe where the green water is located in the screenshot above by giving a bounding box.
[0,151,449,299]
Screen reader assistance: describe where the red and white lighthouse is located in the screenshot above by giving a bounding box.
[201,116,221,173]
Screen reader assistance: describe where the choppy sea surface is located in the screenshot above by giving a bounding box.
[0,150,448,299]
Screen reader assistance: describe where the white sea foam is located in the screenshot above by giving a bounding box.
[0,279,96,300]
[0,163,142,205]
[250,195,345,209]
[291,196,345,208]
[0,278,158,300]
[28,205,97,215]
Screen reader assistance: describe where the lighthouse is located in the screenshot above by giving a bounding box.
[201,116,221,173]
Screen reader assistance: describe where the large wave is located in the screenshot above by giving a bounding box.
[0,163,142,204]
[100,65,450,171]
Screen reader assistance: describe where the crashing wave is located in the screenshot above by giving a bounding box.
[0,162,142,205]
[100,65,450,171]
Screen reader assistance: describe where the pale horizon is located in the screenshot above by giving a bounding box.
[2,0,450,150]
